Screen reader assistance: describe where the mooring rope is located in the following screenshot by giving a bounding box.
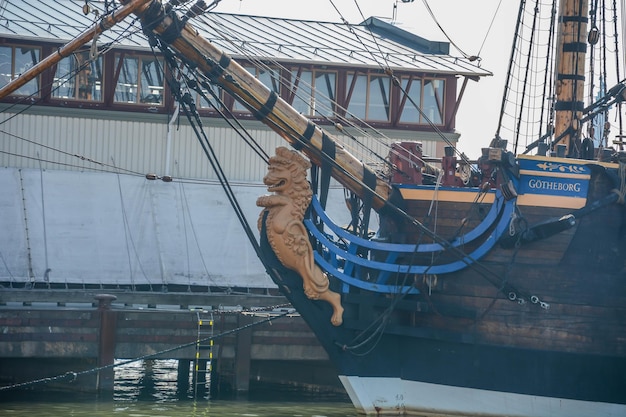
[0,309,291,392]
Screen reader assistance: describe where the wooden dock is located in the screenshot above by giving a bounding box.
[0,289,342,396]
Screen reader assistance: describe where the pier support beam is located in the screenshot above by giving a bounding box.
[177,359,190,397]
[95,294,118,396]
[234,314,253,393]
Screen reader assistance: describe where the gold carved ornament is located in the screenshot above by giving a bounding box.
[257,147,344,326]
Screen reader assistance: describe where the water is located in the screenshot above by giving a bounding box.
[0,401,357,417]
[0,359,356,417]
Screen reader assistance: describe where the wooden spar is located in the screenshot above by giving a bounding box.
[0,0,154,100]
[553,0,589,155]
[129,0,394,211]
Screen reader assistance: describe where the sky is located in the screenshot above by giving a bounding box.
[212,0,521,158]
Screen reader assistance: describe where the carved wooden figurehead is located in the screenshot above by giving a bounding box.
[257,147,344,326]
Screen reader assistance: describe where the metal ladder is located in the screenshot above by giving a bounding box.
[193,309,214,399]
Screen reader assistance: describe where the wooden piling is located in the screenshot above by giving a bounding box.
[234,314,253,393]
[177,359,190,396]
[94,294,118,395]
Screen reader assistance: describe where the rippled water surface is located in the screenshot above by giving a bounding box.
[0,359,356,416]
[0,401,357,417]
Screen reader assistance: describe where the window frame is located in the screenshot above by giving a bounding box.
[0,44,41,97]
[287,67,338,118]
[51,50,104,102]
[112,52,165,106]
[0,39,458,132]
[397,75,446,126]
[346,71,392,122]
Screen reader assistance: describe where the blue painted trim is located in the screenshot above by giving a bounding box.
[304,196,516,293]
[313,252,419,295]
[306,202,512,275]
[309,191,506,254]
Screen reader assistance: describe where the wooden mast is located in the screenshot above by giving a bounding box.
[553,0,589,156]
[0,0,154,100]
[125,0,394,211]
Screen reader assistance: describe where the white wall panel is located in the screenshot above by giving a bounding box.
[0,167,353,289]
[1,110,454,183]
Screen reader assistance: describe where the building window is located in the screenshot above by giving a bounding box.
[258,67,281,94]
[52,51,103,101]
[0,45,40,97]
[291,69,312,116]
[196,83,221,110]
[114,54,164,105]
[423,79,444,124]
[233,65,281,113]
[399,77,421,123]
[399,77,445,125]
[186,67,222,110]
[368,75,391,121]
[291,70,337,117]
[290,69,337,117]
[313,71,336,117]
[347,72,391,122]
[346,73,366,119]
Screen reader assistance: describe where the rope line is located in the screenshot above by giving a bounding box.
[0,309,291,392]
[150,12,546,314]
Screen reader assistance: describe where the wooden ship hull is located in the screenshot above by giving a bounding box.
[267,151,626,416]
[2,0,624,415]
[126,1,626,415]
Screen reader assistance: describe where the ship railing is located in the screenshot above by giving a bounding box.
[304,193,516,295]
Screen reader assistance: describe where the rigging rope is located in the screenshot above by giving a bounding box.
[112,157,153,290]
[610,0,624,141]
[140,5,523,307]
[1,1,558,325]
[155,6,548,312]
[420,0,471,59]
[174,161,230,291]
[498,0,624,152]
[194,2,450,177]
[197,10,386,167]
[152,36,265,268]
[612,161,626,204]
[0,8,143,122]
[334,0,473,167]
[477,0,505,58]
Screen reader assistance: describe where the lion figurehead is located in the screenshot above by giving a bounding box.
[257,147,345,326]
[263,147,313,212]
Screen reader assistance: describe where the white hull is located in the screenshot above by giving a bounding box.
[338,375,626,417]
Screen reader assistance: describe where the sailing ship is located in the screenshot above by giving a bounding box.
[1,0,625,415]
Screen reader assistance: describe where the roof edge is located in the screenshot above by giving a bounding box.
[363,17,450,55]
